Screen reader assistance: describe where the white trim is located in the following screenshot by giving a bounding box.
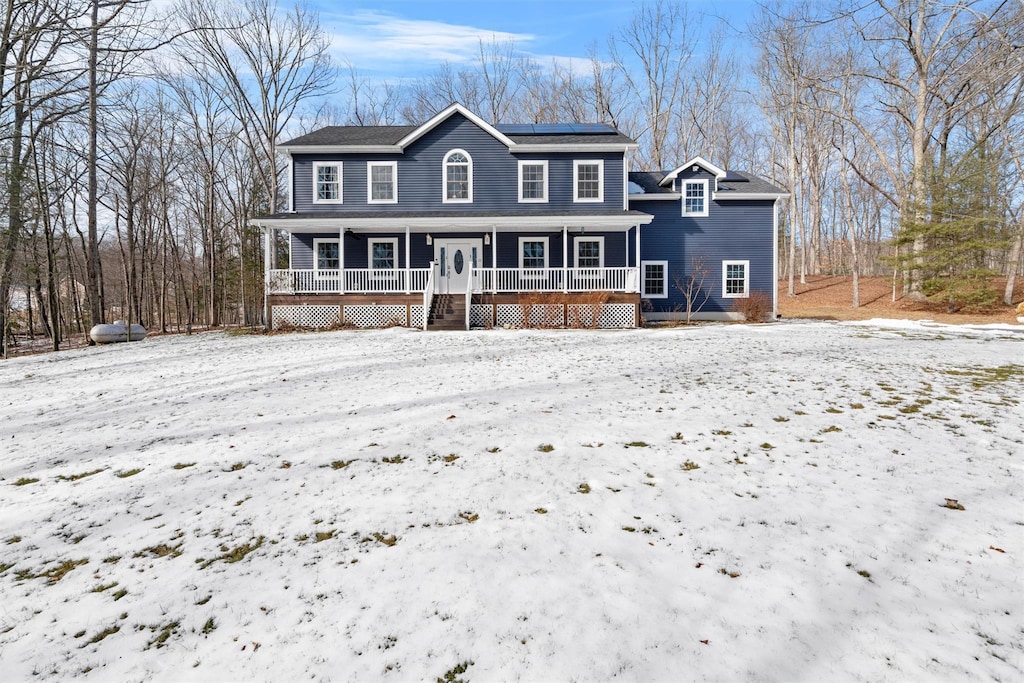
[280,144,400,154]
[641,260,668,299]
[518,236,549,269]
[443,149,473,204]
[713,192,790,200]
[512,143,635,153]
[682,179,709,217]
[396,103,517,149]
[313,238,340,273]
[722,259,750,298]
[287,155,294,212]
[255,213,654,232]
[628,193,681,201]
[772,199,779,317]
[368,238,399,270]
[646,311,743,322]
[660,156,727,186]
[312,161,343,204]
[573,159,604,203]
[623,149,629,211]
[574,236,604,268]
[366,161,398,204]
[517,159,548,203]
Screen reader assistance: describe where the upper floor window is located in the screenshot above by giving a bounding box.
[313,162,342,204]
[367,162,397,204]
[723,260,749,297]
[683,179,708,216]
[574,159,604,202]
[518,160,548,203]
[444,149,472,202]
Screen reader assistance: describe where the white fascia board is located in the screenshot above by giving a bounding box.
[660,156,727,186]
[278,144,402,154]
[256,213,653,232]
[396,103,516,149]
[712,192,791,200]
[512,143,636,153]
[628,193,681,201]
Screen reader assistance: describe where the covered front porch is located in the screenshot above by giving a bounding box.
[257,212,652,329]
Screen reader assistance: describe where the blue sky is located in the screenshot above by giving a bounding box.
[317,0,759,80]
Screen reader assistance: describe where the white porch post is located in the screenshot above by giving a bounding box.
[404,225,411,294]
[562,226,568,293]
[635,223,641,268]
[262,224,271,329]
[491,225,497,293]
[339,226,346,294]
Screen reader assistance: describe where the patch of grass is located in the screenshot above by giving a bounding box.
[225,462,246,472]
[82,625,119,647]
[534,508,547,514]
[682,460,700,471]
[13,477,39,486]
[820,425,843,433]
[145,620,181,650]
[536,444,555,453]
[58,468,105,482]
[458,511,479,523]
[103,556,121,564]
[115,468,143,478]
[0,563,14,574]
[112,588,128,601]
[172,462,195,470]
[196,595,212,605]
[719,568,741,578]
[201,617,216,635]
[712,430,732,436]
[134,543,183,559]
[5,536,21,544]
[939,364,1024,389]
[30,558,89,583]
[90,582,118,593]
[443,454,460,463]
[625,441,649,448]
[622,526,636,533]
[772,416,789,423]
[825,407,843,414]
[760,442,774,450]
[382,455,406,464]
[898,404,920,414]
[327,459,354,469]
[198,536,265,569]
[577,483,591,494]
[437,660,474,683]
[372,532,398,547]
[485,447,501,453]
[849,403,864,410]
[314,530,336,543]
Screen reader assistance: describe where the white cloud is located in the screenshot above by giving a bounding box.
[325,10,536,71]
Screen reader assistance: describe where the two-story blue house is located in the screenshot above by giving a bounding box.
[254,103,786,329]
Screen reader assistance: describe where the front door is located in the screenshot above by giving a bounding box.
[435,239,482,293]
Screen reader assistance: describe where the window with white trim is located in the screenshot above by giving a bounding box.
[367,161,397,203]
[313,162,342,204]
[443,149,472,202]
[722,260,749,297]
[518,160,548,202]
[575,236,604,268]
[641,260,668,298]
[369,238,399,270]
[574,159,604,202]
[519,237,548,270]
[313,238,339,272]
[682,179,708,216]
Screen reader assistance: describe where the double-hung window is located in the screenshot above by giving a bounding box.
[367,162,397,204]
[519,237,548,271]
[573,160,604,202]
[518,160,548,202]
[682,179,708,216]
[314,238,340,271]
[723,260,749,297]
[575,237,604,269]
[369,239,398,271]
[641,261,668,299]
[443,150,472,202]
[313,162,342,204]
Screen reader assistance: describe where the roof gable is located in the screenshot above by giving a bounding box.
[396,103,516,149]
[659,156,727,187]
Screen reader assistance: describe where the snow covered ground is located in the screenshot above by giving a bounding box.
[1,320,1021,682]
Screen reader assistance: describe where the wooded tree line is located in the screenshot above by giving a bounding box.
[2,0,1021,356]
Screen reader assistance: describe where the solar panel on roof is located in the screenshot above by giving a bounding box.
[496,124,536,134]
[722,172,748,182]
[498,122,621,135]
[567,123,618,134]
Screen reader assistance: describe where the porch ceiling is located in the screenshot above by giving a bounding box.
[253,210,653,233]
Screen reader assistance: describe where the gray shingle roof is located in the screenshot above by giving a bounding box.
[281,125,635,148]
[628,170,786,195]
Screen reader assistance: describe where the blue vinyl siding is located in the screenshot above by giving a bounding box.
[290,113,625,213]
[633,198,776,313]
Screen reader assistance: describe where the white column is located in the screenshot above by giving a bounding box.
[405,225,411,294]
[772,198,780,319]
[635,223,641,268]
[562,226,568,293]
[262,224,271,329]
[339,226,346,294]
[491,225,497,293]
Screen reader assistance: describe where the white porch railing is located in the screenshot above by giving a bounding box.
[268,268,431,294]
[470,267,639,293]
[423,262,436,331]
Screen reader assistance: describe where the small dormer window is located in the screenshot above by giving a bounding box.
[444,150,472,202]
[682,179,708,217]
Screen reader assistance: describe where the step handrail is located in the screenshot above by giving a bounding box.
[423,262,436,331]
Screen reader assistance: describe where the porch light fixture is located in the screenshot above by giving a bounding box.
[484,233,490,245]
[425,233,432,245]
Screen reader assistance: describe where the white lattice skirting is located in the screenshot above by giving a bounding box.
[492,303,635,329]
[470,304,492,328]
[567,303,636,328]
[272,305,341,329]
[342,305,408,328]
[409,305,425,328]
[495,304,564,328]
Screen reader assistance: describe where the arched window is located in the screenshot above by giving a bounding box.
[443,149,472,202]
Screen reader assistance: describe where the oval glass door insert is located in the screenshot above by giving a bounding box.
[453,250,464,274]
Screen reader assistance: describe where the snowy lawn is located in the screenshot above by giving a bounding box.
[1,321,1021,682]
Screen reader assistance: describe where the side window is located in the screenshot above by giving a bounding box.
[641,260,668,298]
[722,260,749,297]
[443,150,472,202]
[313,162,342,204]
